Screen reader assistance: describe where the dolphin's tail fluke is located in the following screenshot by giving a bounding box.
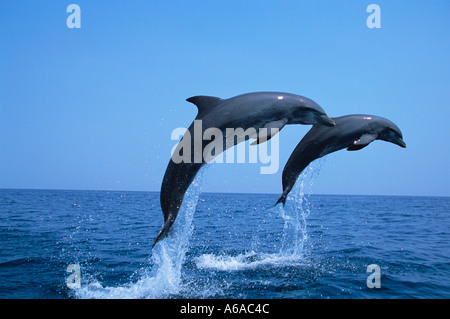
[275,193,287,206]
[152,219,174,248]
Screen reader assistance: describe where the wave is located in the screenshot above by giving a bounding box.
[0,257,47,267]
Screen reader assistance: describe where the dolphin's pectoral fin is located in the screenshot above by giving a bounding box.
[347,144,369,151]
[347,133,377,151]
[250,118,288,145]
[186,95,223,118]
[251,136,273,146]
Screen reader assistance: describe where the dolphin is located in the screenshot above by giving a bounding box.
[153,91,335,247]
[276,114,406,206]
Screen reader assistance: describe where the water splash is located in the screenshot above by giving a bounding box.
[73,171,204,299]
[276,162,322,257]
[195,250,307,272]
[194,162,322,273]
[72,162,322,297]
[277,180,310,256]
[148,172,204,294]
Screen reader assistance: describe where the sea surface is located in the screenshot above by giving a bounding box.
[1,178,449,299]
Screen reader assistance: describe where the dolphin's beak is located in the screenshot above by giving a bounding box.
[318,115,335,127]
[395,138,407,148]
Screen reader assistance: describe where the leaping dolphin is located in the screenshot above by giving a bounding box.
[154,91,335,247]
[276,114,406,206]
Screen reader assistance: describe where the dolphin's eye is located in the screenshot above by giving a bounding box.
[384,128,399,139]
[388,128,397,135]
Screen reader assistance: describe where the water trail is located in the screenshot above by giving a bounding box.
[276,161,322,257]
[73,171,204,299]
[149,171,204,294]
[275,182,308,257]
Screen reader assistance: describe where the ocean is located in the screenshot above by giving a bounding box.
[0,177,449,299]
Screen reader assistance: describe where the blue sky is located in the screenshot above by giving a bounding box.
[0,1,449,196]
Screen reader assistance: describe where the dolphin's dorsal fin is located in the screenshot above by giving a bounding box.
[347,133,377,151]
[186,95,223,117]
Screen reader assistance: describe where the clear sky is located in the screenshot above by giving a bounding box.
[0,1,449,196]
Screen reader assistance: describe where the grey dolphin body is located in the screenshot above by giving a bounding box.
[154,91,335,247]
[276,114,406,206]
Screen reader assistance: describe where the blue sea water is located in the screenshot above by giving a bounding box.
[0,176,449,299]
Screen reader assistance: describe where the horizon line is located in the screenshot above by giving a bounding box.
[0,187,448,199]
